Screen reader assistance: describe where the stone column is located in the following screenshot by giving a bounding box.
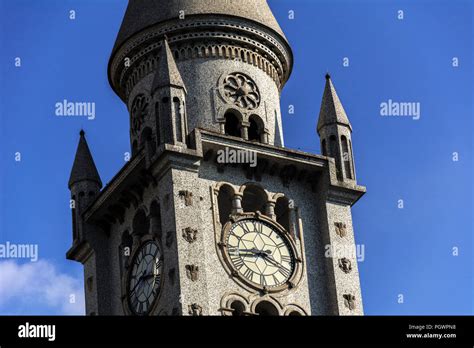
[265,200,276,220]
[232,194,243,215]
[241,121,250,140]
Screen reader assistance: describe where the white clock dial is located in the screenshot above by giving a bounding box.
[226,218,296,289]
[128,240,162,315]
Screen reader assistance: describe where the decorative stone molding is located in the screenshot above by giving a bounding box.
[338,258,352,274]
[188,303,203,316]
[335,222,347,238]
[182,227,198,243]
[283,304,307,316]
[130,94,150,136]
[185,264,199,282]
[109,17,292,101]
[343,294,356,311]
[221,72,260,110]
[179,190,193,206]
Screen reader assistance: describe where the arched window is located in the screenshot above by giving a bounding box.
[155,102,161,146]
[255,301,279,316]
[275,197,290,232]
[132,209,149,236]
[230,300,245,316]
[321,139,327,156]
[242,185,266,214]
[173,97,183,143]
[329,135,342,181]
[218,185,233,225]
[349,139,355,179]
[341,135,352,179]
[248,115,264,143]
[150,201,162,239]
[224,111,241,138]
[71,195,77,240]
[140,127,154,155]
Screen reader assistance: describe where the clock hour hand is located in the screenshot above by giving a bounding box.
[232,248,272,256]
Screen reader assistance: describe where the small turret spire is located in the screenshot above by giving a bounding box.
[68,130,102,189]
[317,74,351,134]
[152,37,186,93]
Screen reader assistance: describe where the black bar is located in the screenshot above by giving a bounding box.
[0,316,472,346]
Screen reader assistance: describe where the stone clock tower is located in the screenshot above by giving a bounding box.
[67,0,366,316]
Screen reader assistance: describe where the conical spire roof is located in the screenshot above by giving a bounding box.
[68,130,102,189]
[111,0,287,54]
[152,38,186,93]
[317,74,352,133]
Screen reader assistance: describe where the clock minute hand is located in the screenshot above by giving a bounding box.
[130,270,146,293]
[262,253,283,268]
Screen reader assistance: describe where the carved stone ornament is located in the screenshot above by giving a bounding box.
[222,72,260,110]
[335,222,347,238]
[179,190,193,206]
[185,264,199,282]
[338,258,352,274]
[188,303,203,316]
[343,294,356,311]
[182,227,198,243]
[130,94,149,136]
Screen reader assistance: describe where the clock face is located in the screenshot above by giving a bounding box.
[225,218,296,289]
[128,240,162,315]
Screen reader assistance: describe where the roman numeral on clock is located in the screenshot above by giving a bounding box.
[243,268,254,279]
[279,265,291,278]
[231,256,244,270]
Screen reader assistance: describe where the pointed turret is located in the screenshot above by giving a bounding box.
[68,130,102,189]
[152,38,186,93]
[317,73,352,134]
[152,38,188,147]
[68,130,102,247]
[317,74,356,182]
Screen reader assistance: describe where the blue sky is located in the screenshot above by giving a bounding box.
[0,0,472,315]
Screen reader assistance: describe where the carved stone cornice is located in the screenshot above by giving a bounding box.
[108,17,292,101]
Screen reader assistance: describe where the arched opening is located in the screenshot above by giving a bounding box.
[155,102,161,146]
[275,196,291,232]
[321,139,327,156]
[341,135,352,179]
[150,201,162,239]
[173,97,183,143]
[230,300,245,316]
[349,139,355,178]
[255,301,279,316]
[248,115,264,143]
[71,195,77,240]
[288,311,302,316]
[242,185,267,214]
[140,127,154,155]
[329,135,342,181]
[218,185,233,225]
[224,111,241,138]
[132,209,149,236]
